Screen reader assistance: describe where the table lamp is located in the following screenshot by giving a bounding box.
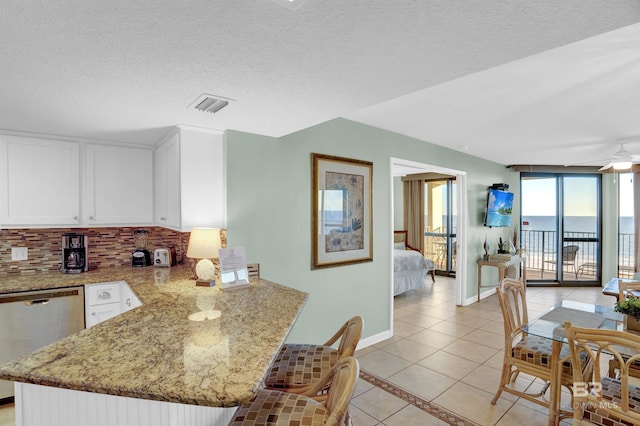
[186,228,222,286]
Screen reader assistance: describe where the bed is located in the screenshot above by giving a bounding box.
[393,230,435,296]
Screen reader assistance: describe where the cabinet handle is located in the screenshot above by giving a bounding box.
[98,291,112,300]
[91,312,96,316]
[89,216,95,220]
[160,217,166,221]
[73,216,79,221]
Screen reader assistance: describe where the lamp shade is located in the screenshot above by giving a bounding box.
[187,228,222,259]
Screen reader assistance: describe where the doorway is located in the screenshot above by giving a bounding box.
[390,157,467,306]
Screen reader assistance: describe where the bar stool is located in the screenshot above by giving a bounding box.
[264,316,362,395]
[229,357,359,426]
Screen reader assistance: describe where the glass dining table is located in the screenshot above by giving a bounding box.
[522,300,624,426]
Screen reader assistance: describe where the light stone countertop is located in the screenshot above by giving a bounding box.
[0,265,309,407]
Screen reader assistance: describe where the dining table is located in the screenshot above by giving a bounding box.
[522,300,624,426]
[602,276,640,299]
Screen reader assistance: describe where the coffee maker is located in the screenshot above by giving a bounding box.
[61,233,88,273]
[132,229,152,267]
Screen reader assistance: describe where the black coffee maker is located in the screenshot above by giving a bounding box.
[61,233,88,273]
[132,229,152,267]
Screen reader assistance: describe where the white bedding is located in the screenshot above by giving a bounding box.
[393,249,435,296]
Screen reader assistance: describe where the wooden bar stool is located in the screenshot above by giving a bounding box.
[264,316,362,395]
[229,357,359,426]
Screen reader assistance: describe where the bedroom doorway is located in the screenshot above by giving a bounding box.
[390,157,467,307]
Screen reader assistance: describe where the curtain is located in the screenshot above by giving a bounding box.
[634,172,640,273]
[403,180,424,253]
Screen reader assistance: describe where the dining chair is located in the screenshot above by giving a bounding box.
[617,280,640,302]
[491,278,591,413]
[264,316,363,396]
[607,280,640,379]
[229,357,359,426]
[564,321,640,426]
[543,245,579,279]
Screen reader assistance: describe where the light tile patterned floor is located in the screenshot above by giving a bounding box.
[0,278,613,426]
[350,277,613,426]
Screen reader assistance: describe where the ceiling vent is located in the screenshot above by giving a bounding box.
[189,94,233,114]
[269,0,309,10]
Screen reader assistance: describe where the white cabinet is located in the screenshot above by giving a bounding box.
[154,131,181,228]
[0,136,80,225]
[0,134,155,227]
[154,126,226,231]
[120,281,142,312]
[85,145,153,225]
[85,281,141,328]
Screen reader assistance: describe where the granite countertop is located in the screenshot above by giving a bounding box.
[0,265,309,407]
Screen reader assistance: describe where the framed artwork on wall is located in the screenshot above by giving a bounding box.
[311,153,373,269]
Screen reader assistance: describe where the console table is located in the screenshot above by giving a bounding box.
[477,254,526,302]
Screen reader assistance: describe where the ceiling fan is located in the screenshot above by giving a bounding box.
[599,143,634,171]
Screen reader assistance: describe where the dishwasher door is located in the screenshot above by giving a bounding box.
[0,286,85,400]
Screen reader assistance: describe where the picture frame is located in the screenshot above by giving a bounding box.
[312,153,373,269]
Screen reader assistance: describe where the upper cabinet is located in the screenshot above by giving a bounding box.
[0,127,225,230]
[154,131,181,228]
[0,134,154,227]
[154,126,226,231]
[85,145,153,225]
[0,136,81,225]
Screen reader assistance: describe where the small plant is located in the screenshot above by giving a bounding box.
[614,296,640,318]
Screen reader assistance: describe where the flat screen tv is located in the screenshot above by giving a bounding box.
[484,188,514,227]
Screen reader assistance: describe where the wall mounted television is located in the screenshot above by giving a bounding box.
[484,188,514,227]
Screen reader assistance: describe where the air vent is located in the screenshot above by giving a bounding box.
[189,94,233,114]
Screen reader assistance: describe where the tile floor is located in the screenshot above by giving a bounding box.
[349,277,613,426]
[0,277,613,426]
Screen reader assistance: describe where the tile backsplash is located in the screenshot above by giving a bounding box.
[0,227,227,275]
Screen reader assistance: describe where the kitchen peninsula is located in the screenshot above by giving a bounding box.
[0,265,308,426]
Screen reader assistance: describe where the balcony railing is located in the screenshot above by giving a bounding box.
[521,230,634,280]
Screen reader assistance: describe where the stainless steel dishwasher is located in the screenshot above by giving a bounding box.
[0,286,85,401]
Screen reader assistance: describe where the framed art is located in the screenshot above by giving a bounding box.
[312,153,373,269]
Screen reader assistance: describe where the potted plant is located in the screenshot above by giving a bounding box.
[614,296,640,332]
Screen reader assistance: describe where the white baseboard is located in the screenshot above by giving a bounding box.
[358,329,393,349]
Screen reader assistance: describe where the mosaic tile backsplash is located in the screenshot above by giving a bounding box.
[0,227,227,275]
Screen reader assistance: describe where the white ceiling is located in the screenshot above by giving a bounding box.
[2,1,640,167]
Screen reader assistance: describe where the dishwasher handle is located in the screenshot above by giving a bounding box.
[25,299,51,306]
[0,288,82,304]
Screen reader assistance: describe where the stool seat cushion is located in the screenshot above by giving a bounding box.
[229,389,327,425]
[265,344,339,390]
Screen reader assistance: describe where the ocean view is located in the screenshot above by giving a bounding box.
[522,215,634,234]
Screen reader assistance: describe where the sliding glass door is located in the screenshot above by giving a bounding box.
[521,173,601,285]
[619,173,635,278]
[424,179,457,276]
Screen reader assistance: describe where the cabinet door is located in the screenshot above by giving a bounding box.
[86,303,121,328]
[86,145,153,224]
[120,282,142,312]
[154,132,180,228]
[179,128,225,230]
[0,136,80,225]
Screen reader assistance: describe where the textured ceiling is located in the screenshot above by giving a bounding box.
[1,1,640,166]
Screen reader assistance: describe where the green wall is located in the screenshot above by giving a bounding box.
[225,118,519,343]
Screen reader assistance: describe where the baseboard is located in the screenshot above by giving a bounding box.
[358,329,393,349]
